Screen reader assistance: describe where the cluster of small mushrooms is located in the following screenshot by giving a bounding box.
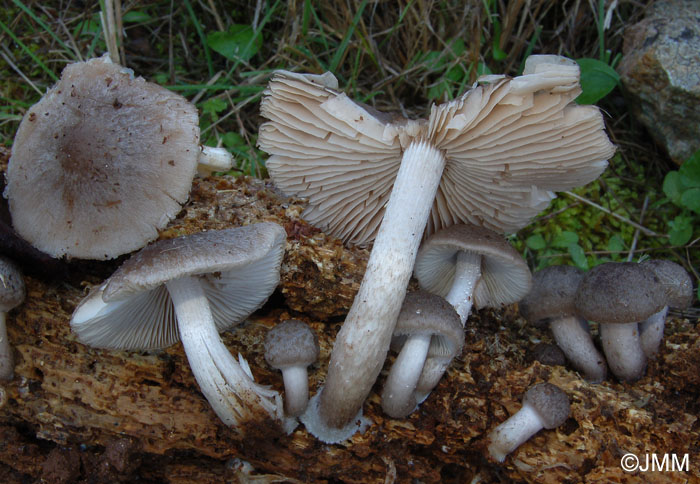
[2,52,694,463]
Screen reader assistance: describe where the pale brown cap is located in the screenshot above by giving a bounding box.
[264,319,319,369]
[414,224,532,308]
[6,55,199,260]
[520,265,584,325]
[523,382,570,429]
[70,223,286,349]
[641,259,693,309]
[0,257,25,312]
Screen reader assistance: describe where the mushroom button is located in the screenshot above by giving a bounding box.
[264,319,319,417]
[381,291,463,418]
[5,55,229,260]
[574,262,666,382]
[520,265,607,382]
[70,223,294,433]
[487,382,570,462]
[0,257,25,381]
[258,55,615,433]
[638,259,693,357]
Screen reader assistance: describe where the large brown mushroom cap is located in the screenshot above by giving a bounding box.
[641,259,693,309]
[5,55,200,260]
[520,265,584,325]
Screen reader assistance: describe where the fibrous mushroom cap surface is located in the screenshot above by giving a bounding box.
[264,319,320,368]
[523,382,570,429]
[0,256,25,312]
[519,265,584,324]
[641,259,694,309]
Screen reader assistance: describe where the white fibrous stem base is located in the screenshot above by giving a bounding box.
[299,391,371,444]
[281,365,310,417]
[599,321,647,382]
[445,251,482,325]
[381,333,432,418]
[415,357,451,404]
[0,312,13,381]
[639,306,668,358]
[487,403,545,463]
[550,316,607,383]
[166,277,288,431]
[198,146,233,176]
[318,141,447,430]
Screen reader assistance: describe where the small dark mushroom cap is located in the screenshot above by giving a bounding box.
[575,262,666,324]
[523,382,570,429]
[391,290,464,359]
[520,265,583,325]
[641,259,693,309]
[530,343,566,367]
[415,225,532,309]
[264,319,319,369]
[6,55,199,260]
[0,257,25,312]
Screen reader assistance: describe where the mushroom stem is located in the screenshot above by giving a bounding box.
[198,146,234,175]
[549,316,607,382]
[0,312,13,381]
[487,403,545,463]
[381,333,432,418]
[281,366,310,417]
[166,276,284,428]
[599,321,647,382]
[415,357,451,404]
[319,140,446,430]
[639,306,668,358]
[445,251,482,325]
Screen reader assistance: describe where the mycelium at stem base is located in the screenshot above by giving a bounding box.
[317,140,446,434]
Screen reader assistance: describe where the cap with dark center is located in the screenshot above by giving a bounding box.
[520,265,606,382]
[265,319,320,417]
[6,55,201,260]
[638,259,694,357]
[259,55,614,433]
[575,262,665,382]
[530,343,566,367]
[381,291,463,418]
[0,257,25,381]
[70,223,294,433]
[487,382,570,462]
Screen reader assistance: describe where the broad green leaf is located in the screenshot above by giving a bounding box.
[122,11,151,23]
[568,244,589,270]
[526,234,546,250]
[680,187,700,214]
[606,234,624,253]
[201,97,227,116]
[207,25,262,62]
[668,215,693,245]
[222,131,246,149]
[663,170,683,204]
[575,58,620,105]
[679,149,700,188]
[552,231,579,249]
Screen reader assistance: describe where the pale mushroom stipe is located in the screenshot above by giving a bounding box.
[0,257,25,381]
[5,55,231,260]
[70,223,294,433]
[258,54,615,435]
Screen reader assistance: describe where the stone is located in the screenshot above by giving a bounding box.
[617,0,700,165]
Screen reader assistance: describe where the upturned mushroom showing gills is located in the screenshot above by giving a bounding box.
[258,55,615,434]
[70,223,293,433]
[487,382,570,462]
[519,265,607,382]
[0,257,25,381]
[638,259,693,357]
[574,262,665,382]
[5,54,229,260]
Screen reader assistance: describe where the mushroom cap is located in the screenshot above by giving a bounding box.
[641,259,693,309]
[70,223,286,350]
[519,265,584,325]
[522,382,570,429]
[5,55,199,260]
[390,291,464,360]
[0,257,25,312]
[530,343,567,367]
[259,55,614,246]
[575,262,666,324]
[414,224,532,308]
[264,319,320,369]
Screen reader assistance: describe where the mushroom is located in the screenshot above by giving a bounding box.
[487,382,570,462]
[264,319,320,417]
[70,223,294,432]
[574,262,665,382]
[258,55,615,432]
[519,265,607,382]
[381,290,463,418]
[638,259,693,357]
[0,257,25,381]
[5,54,230,260]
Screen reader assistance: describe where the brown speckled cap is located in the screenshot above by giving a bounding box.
[574,262,666,324]
[641,259,693,309]
[520,265,583,325]
[264,319,320,369]
[523,382,570,429]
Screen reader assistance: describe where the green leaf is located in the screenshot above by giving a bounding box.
[663,170,684,204]
[552,231,579,249]
[680,187,700,214]
[679,149,700,188]
[606,234,624,253]
[222,131,246,149]
[568,244,589,270]
[206,25,262,62]
[526,234,546,250]
[201,98,227,117]
[575,58,620,105]
[122,11,152,23]
[668,215,693,245]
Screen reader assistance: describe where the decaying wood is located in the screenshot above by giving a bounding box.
[0,171,698,483]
